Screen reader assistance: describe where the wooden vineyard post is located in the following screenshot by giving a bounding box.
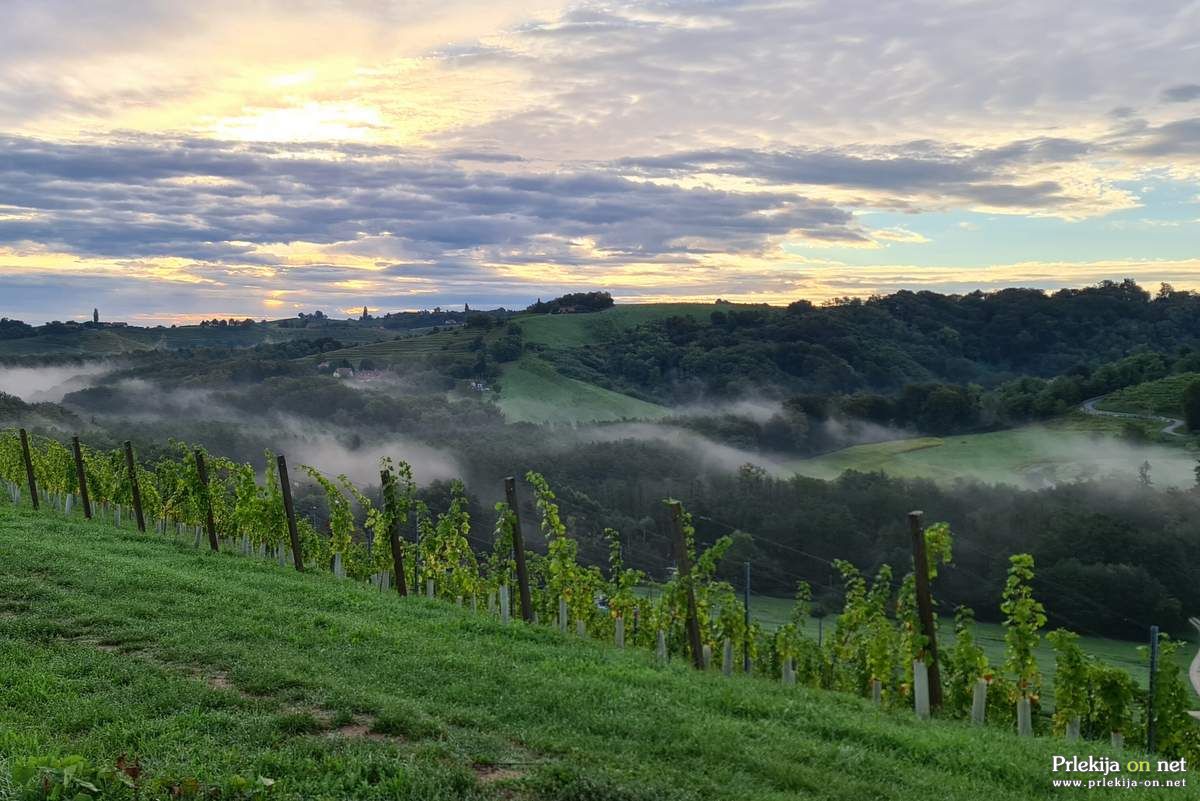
[908,511,943,711]
[18,428,38,510]
[1147,624,1160,753]
[505,477,534,623]
[71,437,92,519]
[913,660,931,720]
[123,441,146,532]
[743,561,752,673]
[277,454,303,571]
[381,467,408,595]
[668,500,705,670]
[970,679,987,725]
[194,449,219,552]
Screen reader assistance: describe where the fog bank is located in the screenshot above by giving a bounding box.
[0,364,111,402]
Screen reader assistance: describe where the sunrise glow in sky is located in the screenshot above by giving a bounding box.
[2,1,1199,324]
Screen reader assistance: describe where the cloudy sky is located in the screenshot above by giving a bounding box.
[2,0,1199,324]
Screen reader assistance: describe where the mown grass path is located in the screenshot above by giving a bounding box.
[0,503,1141,800]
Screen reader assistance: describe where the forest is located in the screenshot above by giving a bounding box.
[546,280,1200,401]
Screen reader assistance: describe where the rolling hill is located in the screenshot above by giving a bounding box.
[297,328,473,366]
[0,501,1136,800]
[0,321,395,358]
[299,309,696,424]
[515,303,747,348]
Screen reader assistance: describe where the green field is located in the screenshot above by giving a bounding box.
[497,358,669,424]
[515,303,757,348]
[1097,373,1200,418]
[790,419,1199,489]
[0,502,1149,800]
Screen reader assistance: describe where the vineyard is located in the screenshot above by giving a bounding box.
[2,425,1198,785]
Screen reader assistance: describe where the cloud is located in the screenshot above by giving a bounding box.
[1123,117,1200,157]
[1162,84,1200,103]
[616,144,1089,212]
[1,0,1200,321]
[0,135,867,263]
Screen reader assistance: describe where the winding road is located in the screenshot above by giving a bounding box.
[1078,395,1186,437]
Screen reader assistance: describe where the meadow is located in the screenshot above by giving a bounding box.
[790,417,1199,489]
[496,358,669,424]
[0,501,1140,800]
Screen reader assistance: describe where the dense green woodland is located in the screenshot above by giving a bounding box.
[4,282,1200,641]
[546,280,1200,398]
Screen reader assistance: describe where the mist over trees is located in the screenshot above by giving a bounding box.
[5,281,1200,641]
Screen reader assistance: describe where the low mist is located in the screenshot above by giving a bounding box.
[0,364,111,403]
[278,429,463,488]
[58,380,464,489]
[577,422,796,476]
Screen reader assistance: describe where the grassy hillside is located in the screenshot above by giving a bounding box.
[0,328,152,356]
[515,304,754,348]
[298,329,471,366]
[497,358,669,424]
[0,502,1139,801]
[497,304,743,422]
[0,322,393,358]
[790,419,1199,489]
[1097,373,1200,418]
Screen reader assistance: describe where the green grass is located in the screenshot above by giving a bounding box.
[515,304,758,348]
[1097,373,1200,418]
[0,502,1147,801]
[497,358,669,424]
[790,418,1199,489]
